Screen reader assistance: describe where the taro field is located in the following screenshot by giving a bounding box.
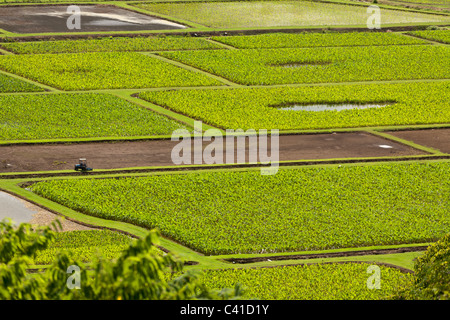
[0,0,449,302]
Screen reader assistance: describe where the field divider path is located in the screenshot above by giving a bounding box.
[204,38,238,50]
[111,90,224,132]
[0,78,447,97]
[0,47,13,55]
[0,69,60,92]
[400,31,450,45]
[217,244,429,265]
[143,52,243,87]
[213,78,450,89]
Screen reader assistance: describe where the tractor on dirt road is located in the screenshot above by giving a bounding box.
[74,158,93,172]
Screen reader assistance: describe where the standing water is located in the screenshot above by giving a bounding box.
[276,103,393,112]
[0,191,37,225]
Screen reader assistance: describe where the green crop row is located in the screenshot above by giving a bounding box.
[30,161,450,255]
[139,81,450,130]
[0,52,223,91]
[0,72,44,93]
[211,32,429,49]
[0,93,187,140]
[159,45,450,85]
[31,230,136,265]
[407,29,450,44]
[0,36,224,54]
[199,263,412,300]
[135,1,450,29]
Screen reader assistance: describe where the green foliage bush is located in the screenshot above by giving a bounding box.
[0,220,239,300]
[394,233,450,300]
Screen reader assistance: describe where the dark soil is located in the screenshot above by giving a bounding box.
[386,128,450,154]
[0,5,186,34]
[0,132,427,173]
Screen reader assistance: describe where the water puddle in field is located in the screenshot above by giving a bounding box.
[276,102,394,112]
[43,11,185,27]
[0,191,37,225]
[0,5,187,33]
[86,19,136,27]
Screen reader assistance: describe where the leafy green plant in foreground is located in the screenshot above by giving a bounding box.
[394,233,450,300]
[0,220,239,300]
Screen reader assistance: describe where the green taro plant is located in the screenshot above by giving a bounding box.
[0,72,44,93]
[31,161,450,255]
[158,45,450,85]
[138,81,450,130]
[211,32,429,49]
[0,52,223,90]
[199,263,413,300]
[31,230,148,265]
[135,1,450,29]
[0,93,188,141]
[0,36,225,54]
[407,30,450,44]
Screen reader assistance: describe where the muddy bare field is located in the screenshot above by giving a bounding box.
[0,132,427,173]
[386,128,450,154]
[0,5,186,34]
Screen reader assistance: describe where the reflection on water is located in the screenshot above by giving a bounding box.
[277,103,393,112]
[86,19,136,27]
